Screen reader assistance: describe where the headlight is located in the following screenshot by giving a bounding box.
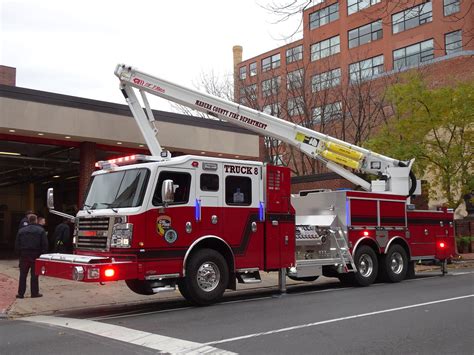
[111,223,133,248]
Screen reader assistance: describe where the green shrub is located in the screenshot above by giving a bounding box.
[456,236,473,253]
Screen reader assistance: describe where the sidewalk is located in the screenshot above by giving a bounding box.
[0,258,302,319]
[1,254,473,319]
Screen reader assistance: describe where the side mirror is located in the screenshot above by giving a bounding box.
[47,188,55,210]
[162,180,175,204]
[46,187,75,220]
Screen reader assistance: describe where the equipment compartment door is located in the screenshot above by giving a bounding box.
[222,163,264,269]
[196,167,223,237]
[264,165,295,270]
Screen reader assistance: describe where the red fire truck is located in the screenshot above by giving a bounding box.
[36,65,455,305]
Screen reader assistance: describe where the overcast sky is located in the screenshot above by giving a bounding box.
[0,0,301,111]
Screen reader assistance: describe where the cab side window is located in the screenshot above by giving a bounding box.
[225,176,251,206]
[153,171,191,205]
[200,174,219,192]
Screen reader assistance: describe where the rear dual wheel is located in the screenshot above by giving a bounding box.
[380,244,408,283]
[338,245,378,286]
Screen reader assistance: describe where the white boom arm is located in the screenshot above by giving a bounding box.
[115,64,416,195]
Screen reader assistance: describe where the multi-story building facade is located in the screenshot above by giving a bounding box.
[234,0,473,182]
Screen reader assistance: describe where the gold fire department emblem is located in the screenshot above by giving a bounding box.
[156,215,171,237]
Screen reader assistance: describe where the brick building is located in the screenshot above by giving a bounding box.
[233,0,474,191]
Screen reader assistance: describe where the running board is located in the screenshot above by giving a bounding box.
[152,285,176,293]
[236,269,261,284]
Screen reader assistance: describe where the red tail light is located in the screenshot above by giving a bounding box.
[104,268,115,278]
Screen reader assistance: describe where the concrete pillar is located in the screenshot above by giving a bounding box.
[27,183,35,211]
[78,142,97,208]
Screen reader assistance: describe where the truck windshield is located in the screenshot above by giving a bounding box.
[84,168,150,210]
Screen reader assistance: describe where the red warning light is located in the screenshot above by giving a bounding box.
[439,242,446,249]
[363,231,369,236]
[104,268,115,278]
[192,161,199,168]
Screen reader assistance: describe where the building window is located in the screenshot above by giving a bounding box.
[392,1,432,34]
[349,55,384,83]
[262,77,280,97]
[264,136,282,148]
[263,103,281,117]
[250,62,257,77]
[240,84,257,101]
[225,176,252,206]
[347,0,381,15]
[288,96,305,116]
[348,20,382,48]
[444,0,460,16]
[393,39,434,70]
[270,154,285,166]
[287,69,304,90]
[239,66,247,80]
[309,2,339,30]
[312,68,341,92]
[286,45,303,63]
[312,102,342,124]
[200,174,219,192]
[311,35,340,61]
[445,30,462,54]
[262,53,281,72]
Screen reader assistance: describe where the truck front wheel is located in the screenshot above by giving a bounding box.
[178,248,229,306]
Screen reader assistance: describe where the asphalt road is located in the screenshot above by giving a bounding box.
[1,270,473,354]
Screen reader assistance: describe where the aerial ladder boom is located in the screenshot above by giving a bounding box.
[114,64,417,196]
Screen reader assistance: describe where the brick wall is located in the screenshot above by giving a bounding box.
[291,173,354,194]
[78,142,97,208]
[0,65,16,86]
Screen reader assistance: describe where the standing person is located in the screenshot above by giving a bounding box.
[38,217,46,227]
[38,217,48,242]
[18,210,34,230]
[53,218,72,253]
[15,214,48,298]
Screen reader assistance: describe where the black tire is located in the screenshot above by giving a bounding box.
[380,244,408,283]
[288,275,319,282]
[125,279,154,295]
[337,273,354,285]
[339,245,378,286]
[179,248,229,306]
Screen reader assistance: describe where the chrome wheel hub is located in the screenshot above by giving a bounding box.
[390,252,404,274]
[358,254,374,277]
[197,261,220,292]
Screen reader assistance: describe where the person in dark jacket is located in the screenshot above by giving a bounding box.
[18,210,34,230]
[53,218,72,253]
[15,214,48,298]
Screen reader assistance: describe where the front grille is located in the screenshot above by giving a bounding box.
[77,217,110,250]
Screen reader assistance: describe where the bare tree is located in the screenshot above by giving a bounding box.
[172,70,234,119]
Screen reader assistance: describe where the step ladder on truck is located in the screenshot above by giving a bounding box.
[36,64,456,305]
